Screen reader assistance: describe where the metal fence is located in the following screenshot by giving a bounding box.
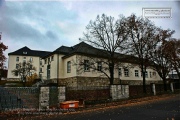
[0,87,39,111]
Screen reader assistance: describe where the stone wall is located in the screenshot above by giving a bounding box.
[57,77,161,87]
[39,86,66,110]
[110,85,129,100]
[58,86,66,103]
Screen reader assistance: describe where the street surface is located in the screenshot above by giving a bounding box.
[1,94,179,120]
[34,94,180,120]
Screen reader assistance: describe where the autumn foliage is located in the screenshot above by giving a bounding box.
[0,36,8,80]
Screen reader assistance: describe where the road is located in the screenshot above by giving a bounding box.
[40,94,180,120]
[1,94,180,120]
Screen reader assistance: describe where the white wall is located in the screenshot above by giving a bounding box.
[63,55,161,81]
[7,55,40,79]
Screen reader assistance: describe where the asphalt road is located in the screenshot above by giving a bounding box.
[40,94,180,120]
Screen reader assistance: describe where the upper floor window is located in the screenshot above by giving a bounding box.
[97,62,102,71]
[67,61,71,73]
[135,70,139,77]
[29,57,33,62]
[153,72,156,77]
[48,58,50,64]
[141,71,148,78]
[118,68,122,77]
[40,60,42,66]
[16,57,19,62]
[84,60,90,72]
[45,59,47,64]
[150,71,152,78]
[23,52,27,54]
[23,57,26,62]
[124,68,129,77]
[145,71,148,78]
[51,56,54,61]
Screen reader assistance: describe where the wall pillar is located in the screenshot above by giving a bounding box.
[110,85,129,100]
[39,87,49,110]
[58,86,66,103]
[170,83,174,92]
[152,84,156,95]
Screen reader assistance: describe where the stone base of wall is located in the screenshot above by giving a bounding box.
[6,78,21,81]
[56,77,162,87]
[121,80,163,85]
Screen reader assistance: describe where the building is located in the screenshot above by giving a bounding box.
[7,46,51,81]
[41,42,161,87]
[168,69,180,80]
[8,42,161,86]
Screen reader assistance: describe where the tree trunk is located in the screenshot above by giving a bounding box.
[163,78,167,91]
[109,62,114,85]
[141,63,146,94]
[142,71,146,94]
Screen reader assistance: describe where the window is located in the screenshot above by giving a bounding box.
[45,59,47,64]
[23,57,26,62]
[23,52,27,54]
[135,70,139,77]
[118,68,122,77]
[16,64,19,69]
[150,72,152,78]
[40,60,42,66]
[67,61,71,73]
[29,57,33,62]
[97,62,102,71]
[39,74,42,79]
[145,71,148,78]
[16,57,19,62]
[153,72,156,76]
[124,68,129,77]
[48,58,50,63]
[40,68,42,73]
[84,60,89,71]
[51,56,54,61]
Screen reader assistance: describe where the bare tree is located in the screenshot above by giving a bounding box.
[149,29,175,91]
[165,38,180,79]
[151,42,171,91]
[125,14,162,93]
[79,14,128,85]
[12,61,36,86]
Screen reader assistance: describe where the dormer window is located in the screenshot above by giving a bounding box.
[23,52,27,54]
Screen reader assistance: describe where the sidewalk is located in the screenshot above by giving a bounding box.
[0,92,179,119]
[75,93,180,112]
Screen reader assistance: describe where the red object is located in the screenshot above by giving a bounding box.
[60,101,79,109]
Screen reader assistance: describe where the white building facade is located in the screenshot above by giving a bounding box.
[7,46,50,81]
[8,42,162,86]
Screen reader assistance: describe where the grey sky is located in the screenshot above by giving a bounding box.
[0,0,179,68]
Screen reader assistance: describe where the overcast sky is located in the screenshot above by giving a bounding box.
[0,0,179,68]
